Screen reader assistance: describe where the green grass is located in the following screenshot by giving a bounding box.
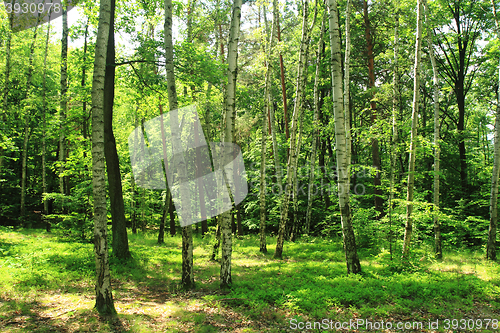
[0,226,499,332]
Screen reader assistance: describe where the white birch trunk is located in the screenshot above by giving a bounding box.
[327,0,361,274]
[402,0,423,259]
[220,0,242,288]
[91,0,116,315]
[487,0,500,261]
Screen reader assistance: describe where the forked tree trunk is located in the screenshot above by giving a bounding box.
[487,0,500,261]
[402,0,423,259]
[165,0,194,289]
[327,0,361,275]
[275,0,309,259]
[424,0,442,259]
[220,0,242,288]
[91,0,117,316]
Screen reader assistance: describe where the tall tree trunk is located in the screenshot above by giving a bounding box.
[164,0,194,289]
[104,0,131,260]
[344,0,352,176]
[389,0,400,260]
[219,0,242,288]
[424,0,442,259]
[362,0,383,218]
[91,0,117,315]
[277,11,290,153]
[0,14,13,172]
[327,0,361,274]
[402,0,423,259]
[42,21,51,219]
[259,1,276,253]
[59,4,69,196]
[20,21,39,218]
[270,0,283,194]
[306,12,326,236]
[275,0,310,259]
[487,0,500,261]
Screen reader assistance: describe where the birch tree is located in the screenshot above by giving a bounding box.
[402,0,423,259]
[220,0,242,288]
[487,0,500,261]
[91,0,117,315]
[59,3,69,196]
[327,0,361,274]
[424,0,442,259]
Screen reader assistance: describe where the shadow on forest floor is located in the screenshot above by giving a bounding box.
[0,227,499,332]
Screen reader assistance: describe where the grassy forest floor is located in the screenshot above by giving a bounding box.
[0,226,499,332]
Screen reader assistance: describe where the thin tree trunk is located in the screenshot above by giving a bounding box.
[487,0,500,261]
[91,0,117,315]
[220,0,242,288]
[344,0,352,176]
[389,0,400,260]
[275,0,310,259]
[104,0,130,260]
[402,0,423,259]
[20,21,39,218]
[42,20,51,221]
[0,14,13,172]
[158,188,171,244]
[306,12,326,236]
[363,0,383,218]
[59,4,69,196]
[327,0,361,274]
[259,1,276,253]
[277,12,290,151]
[270,0,283,193]
[169,194,176,236]
[165,0,194,289]
[424,0,442,259]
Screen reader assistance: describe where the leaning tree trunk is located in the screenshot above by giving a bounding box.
[220,0,242,288]
[275,0,309,259]
[402,0,423,260]
[59,4,69,196]
[487,0,500,261]
[104,0,131,260]
[424,0,442,259]
[164,0,194,289]
[91,0,117,316]
[327,0,362,275]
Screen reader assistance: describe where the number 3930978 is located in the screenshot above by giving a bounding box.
[3,2,61,14]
